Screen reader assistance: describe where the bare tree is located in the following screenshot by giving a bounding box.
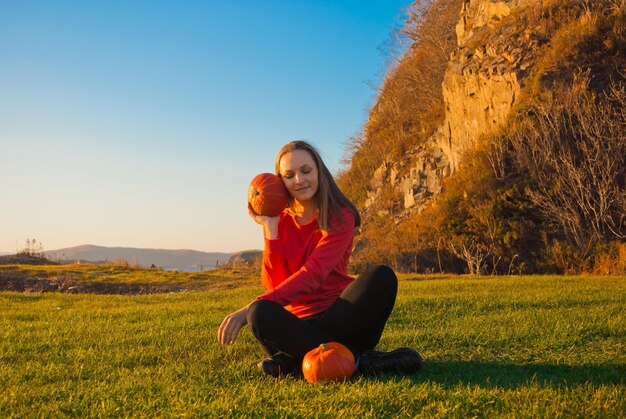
[509,76,626,260]
[449,238,491,275]
[19,238,45,257]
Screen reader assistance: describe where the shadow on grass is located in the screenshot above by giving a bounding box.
[382,360,625,388]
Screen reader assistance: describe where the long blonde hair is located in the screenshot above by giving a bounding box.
[275,141,361,231]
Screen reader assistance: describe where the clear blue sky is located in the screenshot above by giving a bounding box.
[1,0,412,253]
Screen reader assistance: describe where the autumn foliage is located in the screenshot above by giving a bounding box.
[339,0,626,274]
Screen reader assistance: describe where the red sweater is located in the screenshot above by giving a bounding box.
[257,207,355,318]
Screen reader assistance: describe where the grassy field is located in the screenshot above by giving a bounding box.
[1,268,624,417]
[0,263,256,294]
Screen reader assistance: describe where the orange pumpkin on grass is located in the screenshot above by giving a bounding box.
[248,173,290,216]
[302,342,355,384]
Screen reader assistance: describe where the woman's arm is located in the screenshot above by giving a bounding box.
[217,206,286,346]
[258,210,355,305]
[248,203,279,239]
[217,302,251,345]
[249,204,290,290]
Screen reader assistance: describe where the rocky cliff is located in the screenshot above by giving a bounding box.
[348,0,625,273]
[364,0,539,216]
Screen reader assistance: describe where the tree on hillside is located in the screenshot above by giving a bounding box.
[18,238,45,258]
[508,76,626,265]
[338,0,463,206]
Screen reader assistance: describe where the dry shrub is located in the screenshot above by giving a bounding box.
[509,75,626,265]
[108,258,142,269]
[548,240,581,274]
[592,241,626,274]
[110,258,130,267]
[412,145,535,275]
[530,0,626,93]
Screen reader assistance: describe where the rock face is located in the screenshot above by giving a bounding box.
[365,145,449,216]
[225,250,262,267]
[364,0,539,213]
[436,68,521,172]
[438,0,533,172]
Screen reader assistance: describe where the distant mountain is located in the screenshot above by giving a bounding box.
[46,245,238,270]
[0,252,12,256]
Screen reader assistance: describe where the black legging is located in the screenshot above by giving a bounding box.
[247,265,397,367]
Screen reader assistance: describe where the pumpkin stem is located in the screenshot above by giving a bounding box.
[320,343,327,351]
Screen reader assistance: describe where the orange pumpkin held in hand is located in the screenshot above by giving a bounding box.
[302,342,355,384]
[248,173,290,216]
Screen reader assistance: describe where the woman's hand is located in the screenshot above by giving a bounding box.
[248,203,279,239]
[218,304,250,345]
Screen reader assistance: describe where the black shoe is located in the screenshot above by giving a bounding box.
[357,348,423,376]
[257,355,296,377]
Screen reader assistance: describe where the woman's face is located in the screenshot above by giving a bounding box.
[279,149,319,205]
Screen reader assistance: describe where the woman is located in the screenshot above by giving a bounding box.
[217,141,422,377]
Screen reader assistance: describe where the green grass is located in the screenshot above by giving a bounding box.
[1,271,624,417]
